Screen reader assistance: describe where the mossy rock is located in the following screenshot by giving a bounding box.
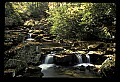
[99,56,115,78]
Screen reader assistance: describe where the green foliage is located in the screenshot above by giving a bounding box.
[5,2,116,41]
[47,2,83,40]
[5,2,29,26]
[27,2,48,18]
[47,2,116,41]
[5,2,49,27]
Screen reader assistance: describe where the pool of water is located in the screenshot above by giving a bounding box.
[38,64,100,78]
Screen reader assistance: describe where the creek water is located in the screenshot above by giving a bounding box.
[25,30,100,78]
[26,33,34,41]
[38,52,100,78]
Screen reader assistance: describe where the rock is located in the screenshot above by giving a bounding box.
[34,34,44,41]
[81,54,88,63]
[49,35,56,40]
[88,44,100,50]
[4,59,28,76]
[87,51,107,64]
[53,53,78,66]
[23,66,43,77]
[98,56,115,78]
[52,47,64,51]
[4,69,16,77]
[105,48,116,55]
[79,65,86,71]
[41,37,53,42]
[33,30,44,34]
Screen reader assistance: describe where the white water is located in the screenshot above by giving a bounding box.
[75,53,90,64]
[74,53,94,69]
[44,52,55,64]
[38,64,55,71]
[76,54,83,63]
[29,33,32,38]
[44,54,54,64]
[36,46,39,52]
[26,38,35,41]
[74,63,94,67]
[86,54,90,63]
[38,51,98,78]
[26,33,34,41]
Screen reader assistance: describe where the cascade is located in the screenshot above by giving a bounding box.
[76,54,90,64]
[86,54,90,63]
[39,52,55,71]
[36,46,39,52]
[74,53,94,68]
[29,33,31,38]
[26,33,34,41]
[44,52,55,64]
[76,54,83,63]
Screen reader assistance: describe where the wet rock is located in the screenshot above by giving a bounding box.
[53,53,77,66]
[23,66,43,77]
[41,37,53,42]
[35,35,44,41]
[79,65,86,71]
[52,47,64,51]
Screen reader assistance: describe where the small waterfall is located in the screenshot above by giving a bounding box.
[76,54,90,64]
[44,52,55,64]
[36,46,39,52]
[29,33,32,38]
[74,53,94,68]
[76,54,83,63]
[86,54,90,63]
[39,52,55,71]
[26,33,34,41]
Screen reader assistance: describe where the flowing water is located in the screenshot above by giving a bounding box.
[44,52,55,64]
[38,52,100,78]
[26,33,34,41]
[24,30,100,78]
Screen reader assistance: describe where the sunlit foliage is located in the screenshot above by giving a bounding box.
[5,2,116,41]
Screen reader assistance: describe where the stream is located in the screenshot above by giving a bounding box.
[38,51,100,78]
[25,33,101,78]
[39,64,100,78]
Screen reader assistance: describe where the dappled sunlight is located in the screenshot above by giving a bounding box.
[4,2,116,78]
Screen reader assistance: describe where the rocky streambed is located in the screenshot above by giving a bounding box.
[4,27,116,78]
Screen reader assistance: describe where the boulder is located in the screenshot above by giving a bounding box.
[53,53,78,66]
[4,69,16,77]
[98,56,115,78]
[23,66,43,77]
